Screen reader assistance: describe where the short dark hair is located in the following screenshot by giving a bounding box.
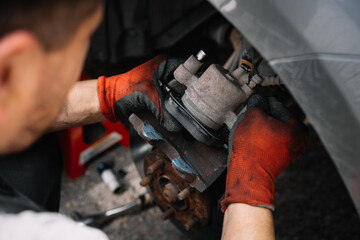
[0,0,103,50]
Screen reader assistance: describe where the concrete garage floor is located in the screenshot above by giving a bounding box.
[60,128,360,240]
[60,145,189,240]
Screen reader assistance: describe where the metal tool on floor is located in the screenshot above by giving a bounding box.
[72,194,153,228]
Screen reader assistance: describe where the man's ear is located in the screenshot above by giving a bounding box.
[0,31,39,121]
[0,31,38,89]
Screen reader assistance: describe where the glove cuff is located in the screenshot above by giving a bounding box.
[221,202,275,213]
[221,142,280,213]
[97,76,117,122]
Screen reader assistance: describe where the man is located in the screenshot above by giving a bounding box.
[0,0,307,239]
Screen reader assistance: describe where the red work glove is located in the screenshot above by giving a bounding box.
[97,55,167,122]
[221,95,308,212]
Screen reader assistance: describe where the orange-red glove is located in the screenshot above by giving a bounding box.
[221,96,308,212]
[97,55,167,122]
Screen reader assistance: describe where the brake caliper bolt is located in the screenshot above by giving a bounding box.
[140,176,152,186]
[146,159,164,175]
[177,188,190,200]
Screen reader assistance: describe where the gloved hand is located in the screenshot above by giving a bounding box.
[97,56,183,131]
[97,55,166,122]
[221,95,308,212]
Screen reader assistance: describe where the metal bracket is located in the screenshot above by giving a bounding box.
[129,113,227,192]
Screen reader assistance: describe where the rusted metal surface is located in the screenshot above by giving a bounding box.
[144,148,211,231]
[161,208,175,220]
[177,188,190,200]
[129,113,227,236]
[140,176,152,186]
[147,159,165,175]
[129,108,227,231]
[162,182,179,203]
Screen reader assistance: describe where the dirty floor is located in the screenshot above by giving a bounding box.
[60,145,189,240]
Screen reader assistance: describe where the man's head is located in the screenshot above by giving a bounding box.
[0,0,103,154]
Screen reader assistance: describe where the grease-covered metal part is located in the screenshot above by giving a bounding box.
[173,52,263,130]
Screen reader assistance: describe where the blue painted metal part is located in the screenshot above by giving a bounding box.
[172,157,198,175]
[142,121,164,140]
[141,120,204,189]
[142,121,198,177]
